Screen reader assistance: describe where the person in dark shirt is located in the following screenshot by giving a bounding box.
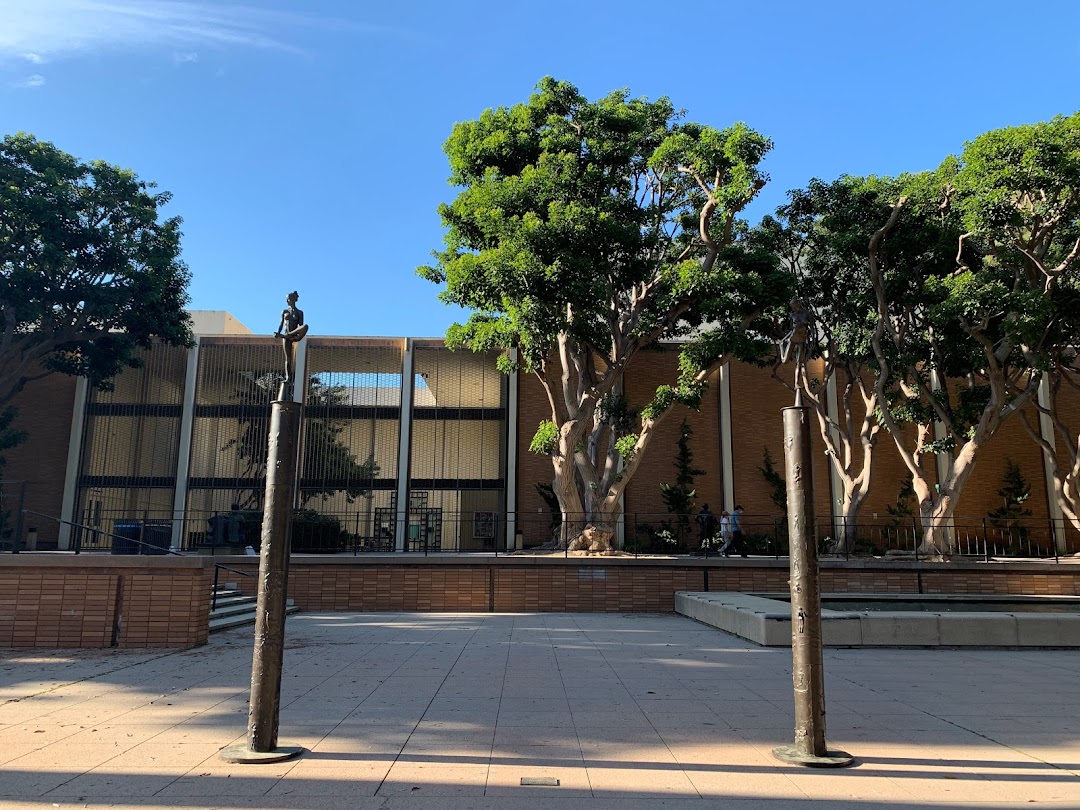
[695,504,717,549]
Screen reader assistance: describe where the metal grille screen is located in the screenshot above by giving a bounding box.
[75,344,187,545]
[186,338,280,515]
[299,341,403,521]
[409,346,506,550]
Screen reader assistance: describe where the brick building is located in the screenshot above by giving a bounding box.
[2,313,1073,554]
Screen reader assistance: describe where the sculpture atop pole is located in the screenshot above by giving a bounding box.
[221,292,308,765]
[779,297,813,403]
[274,290,309,401]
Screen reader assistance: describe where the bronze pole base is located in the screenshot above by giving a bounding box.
[773,744,854,768]
[220,742,305,764]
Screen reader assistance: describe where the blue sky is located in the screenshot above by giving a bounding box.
[2,0,1078,338]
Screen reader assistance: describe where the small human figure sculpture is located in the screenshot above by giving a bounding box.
[274,291,309,389]
[779,297,813,399]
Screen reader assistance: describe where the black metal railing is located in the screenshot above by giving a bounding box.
[211,563,254,611]
[15,508,1080,560]
[19,510,188,556]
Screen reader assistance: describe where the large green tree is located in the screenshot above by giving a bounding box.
[981,113,1080,542]
[763,178,893,551]
[420,78,788,551]
[0,134,193,423]
[868,116,1079,556]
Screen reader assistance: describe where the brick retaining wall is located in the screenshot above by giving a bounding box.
[220,556,1080,612]
[4,555,1078,649]
[0,556,212,649]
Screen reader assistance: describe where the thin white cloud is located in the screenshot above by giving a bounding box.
[23,52,45,64]
[0,1,410,61]
[11,73,45,89]
[173,50,199,65]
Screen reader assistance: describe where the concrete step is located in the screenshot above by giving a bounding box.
[212,593,257,610]
[209,588,297,633]
[209,603,298,633]
[211,599,261,619]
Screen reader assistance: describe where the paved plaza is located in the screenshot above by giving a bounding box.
[1,612,1079,809]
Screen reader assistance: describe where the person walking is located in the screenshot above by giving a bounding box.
[729,504,748,557]
[717,510,732,555]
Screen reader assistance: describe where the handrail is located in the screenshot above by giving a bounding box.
[214,562,254,578]
[19,509,188,556]
[211,562,254,611]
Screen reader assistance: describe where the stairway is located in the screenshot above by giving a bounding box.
[210,584,298,633]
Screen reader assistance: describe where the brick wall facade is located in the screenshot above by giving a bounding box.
[3,372,77,549]
[0,558,211,649]
[4,347,1080,555]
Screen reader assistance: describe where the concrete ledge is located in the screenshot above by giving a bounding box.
[860,613,940,646]
[0,553,212,569]
[675,592,1080,648]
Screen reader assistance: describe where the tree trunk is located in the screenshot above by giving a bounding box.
[552,450,585,548]
[566,501,620,554]
[831,487,867,553]
[917,496,956,559]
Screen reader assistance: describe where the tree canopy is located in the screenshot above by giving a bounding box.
[0,133,192,410]
[420,77,788,549]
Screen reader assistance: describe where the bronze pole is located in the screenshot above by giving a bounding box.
[221,398,304,763]
[773,403,852,768]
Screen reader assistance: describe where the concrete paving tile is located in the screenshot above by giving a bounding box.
[147,727,247,746]
[376,761,490,797]
[784,767,919,801]
[720,714,794,730]
[428,696,502,712]
[888,772,1030,803]
[308,734,410,756]
[500,710,576,726]
[645,712,728,730]
[0,767,83,798]
[43,765,187,798]
[684,767,810,800]
[8,611,1080,808]
[425,707,500,725]
[635,698,712,714]
[493,726,581,747]
[664,742,778,767]
[585,764,699,797]
[60,721,174,746]
[437,682,503,698]
[491,743,583,763]
[5,743,130,769]
[0,722,87,746]
[485,761,592,797]
[264,761,392,796]
[0,742,48,765]
[400,739,493,760]
[104,741,228,767]
[571,711,653,728]
[156,762,296,797]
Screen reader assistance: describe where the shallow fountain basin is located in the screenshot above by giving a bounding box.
[674,592,1080,647]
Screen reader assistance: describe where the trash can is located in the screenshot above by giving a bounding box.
[142,521,171,555]
[112,521,141,555]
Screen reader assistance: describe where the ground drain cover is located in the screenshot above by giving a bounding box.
[521,776,560,786]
